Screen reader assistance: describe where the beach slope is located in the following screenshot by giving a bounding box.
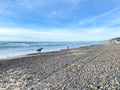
[0,44,120,90]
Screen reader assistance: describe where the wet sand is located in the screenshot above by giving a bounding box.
[0,43,120,90]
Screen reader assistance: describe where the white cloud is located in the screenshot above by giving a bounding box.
[93,7,120,21]
[0,0,81,18]
[110,18,120,26]
[112,18,120,23]
[85,28,106,34]
[0,28,80,41]
[16,0,81,11]
[0,27,111,41]
[18,0,44,10]
[79,7,120,25]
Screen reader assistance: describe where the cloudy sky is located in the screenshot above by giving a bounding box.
[0,0,120,41]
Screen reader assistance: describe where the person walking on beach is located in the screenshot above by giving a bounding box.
[67,46,69,50]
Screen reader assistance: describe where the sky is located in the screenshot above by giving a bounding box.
[0,0,120,41]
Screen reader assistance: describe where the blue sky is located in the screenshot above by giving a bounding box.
[0,0,120,41]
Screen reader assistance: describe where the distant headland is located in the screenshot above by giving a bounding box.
[104,37,120,44]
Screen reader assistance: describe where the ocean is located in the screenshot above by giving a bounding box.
[0,41,102,59]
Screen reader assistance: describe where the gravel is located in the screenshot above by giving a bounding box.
[0,44,120,90]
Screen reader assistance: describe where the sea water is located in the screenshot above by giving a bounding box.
[0,41,102,59]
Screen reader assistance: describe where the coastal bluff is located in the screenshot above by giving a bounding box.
[0,43,120,90]
[104,37,120,44]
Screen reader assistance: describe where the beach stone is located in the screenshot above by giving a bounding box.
[0,44,120,89]
[0,88,7,90]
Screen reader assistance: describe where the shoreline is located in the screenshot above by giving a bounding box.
[0,43,103,60]
[1,43,120,89]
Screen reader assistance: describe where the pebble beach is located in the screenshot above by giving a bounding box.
[0,43,120,90]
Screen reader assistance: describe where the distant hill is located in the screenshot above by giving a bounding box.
[103,37,120,43]
[111,37,120,42]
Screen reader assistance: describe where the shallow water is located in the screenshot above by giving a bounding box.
[0,41,102,59]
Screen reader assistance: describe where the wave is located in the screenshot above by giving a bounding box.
[0,41,103,59]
